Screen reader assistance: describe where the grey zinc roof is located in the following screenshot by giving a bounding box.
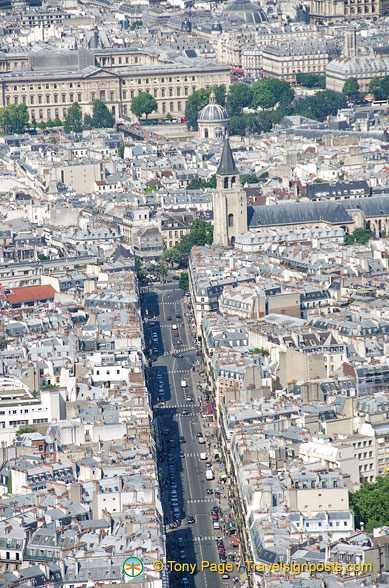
[344,196,389,218]
[248,201,353,228]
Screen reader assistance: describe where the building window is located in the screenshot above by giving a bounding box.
[38,95,42,104]
[178,101,181,111]
[169,88,173,97]
[39,110,43,119]
[62,94,66,102]
[177,87,181,96]
[70,93,74,102]
[170,102,174,112]
[46,95,50,104]
[54,94,58,103]
[78,93,82,102]
[91,92,96,101]
[30,96,34,105]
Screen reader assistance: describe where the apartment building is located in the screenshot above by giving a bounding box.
[261,41,340,82]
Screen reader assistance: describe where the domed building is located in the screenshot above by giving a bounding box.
[198,91,229,140]
[222,0,267,25]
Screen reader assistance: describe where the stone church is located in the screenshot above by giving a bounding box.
[212,140,389,245]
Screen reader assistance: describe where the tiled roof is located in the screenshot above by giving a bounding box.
[6,285,56,304]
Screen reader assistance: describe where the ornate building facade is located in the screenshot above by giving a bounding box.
[0,47,230,122]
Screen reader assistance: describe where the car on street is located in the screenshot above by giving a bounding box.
[182,409,188,415]
[206,488,213,494]
[174,332,179,337]
[163,428,169,436]
[178,538,184,548]
[196,350,202,355]
[179,550,186,559]
[173,353,183,358]
[167,316,172,320]
[179,435,185,443]
[187,515,195,524]
[222,573,230,579]
[198,436,206,444]
[179,451,185,458]
[176,313,181,318]
[186,395,193,402]
[212,513,219,521]
[195,432,202,438]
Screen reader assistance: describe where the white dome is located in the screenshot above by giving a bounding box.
[198,91,229,123]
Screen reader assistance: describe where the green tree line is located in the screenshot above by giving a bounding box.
[185,81,348,136]
[163,219,213,268]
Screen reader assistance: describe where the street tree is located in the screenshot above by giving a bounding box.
[226,84,253,117]
[0,104,29,135]
[64,102,83,133]
[91,100,115,128]
[342,77,359,99]
[131,92,157,120]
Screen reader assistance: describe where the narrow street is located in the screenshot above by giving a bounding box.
[142,281,241,588]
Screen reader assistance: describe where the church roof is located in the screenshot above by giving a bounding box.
[217,137,238,176]
[248,201,353,228]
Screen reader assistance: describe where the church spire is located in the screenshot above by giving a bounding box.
[217,136,238,176]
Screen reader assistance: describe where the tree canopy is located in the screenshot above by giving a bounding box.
[187,175,216,190]
[346,228,372,245]
[342,77,359,99]
[350,475,389,532]
[251,78,294,110]
[131,92,157,120]
[64,102,83,133]
[368,75,389,100]
[163,219,213,268]
[293,90,347,122]
[88,100,115,128]
[0,104,29,135]
[179,272,189,291]
[296,73,326,88]
[185,86,226,131]
[226,84,253,117]
[242,174,259,184]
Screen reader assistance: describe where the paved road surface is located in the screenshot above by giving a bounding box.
[143,283,225,588]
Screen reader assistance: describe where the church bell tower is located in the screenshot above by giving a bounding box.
[213,137,248,246]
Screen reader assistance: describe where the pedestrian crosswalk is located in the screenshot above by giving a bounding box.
[170,369,190,374]
[160,404,198,410]
[163,347,195,356]
[186,498,215,504]
[192,536,219,543]
[180,452,204,458]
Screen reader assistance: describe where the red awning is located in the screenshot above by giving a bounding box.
[207,403,213,415]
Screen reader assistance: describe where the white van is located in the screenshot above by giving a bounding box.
[172,324,178,330]
[213,521,220,530]
[200,453,207,460]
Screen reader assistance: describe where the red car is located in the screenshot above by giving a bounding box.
[212,513,219,521]
[174,332,179,337]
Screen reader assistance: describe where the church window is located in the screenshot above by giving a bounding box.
[228,214,234,227]
[224,178,229,189]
